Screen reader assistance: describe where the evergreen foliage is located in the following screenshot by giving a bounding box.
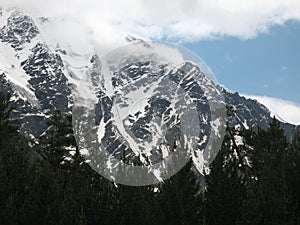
[158,160,203,225]
[1,91,300,225]
[204,128,248,225]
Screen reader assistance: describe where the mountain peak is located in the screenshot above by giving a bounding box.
[0,9,39,51]
[0,9,299,176]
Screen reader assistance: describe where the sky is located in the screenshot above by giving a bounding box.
[183,21,300,124]
[2,0,300,124]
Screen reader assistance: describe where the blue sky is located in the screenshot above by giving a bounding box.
[184,21,300,104]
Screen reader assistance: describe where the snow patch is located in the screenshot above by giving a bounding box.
[0,41,39,106]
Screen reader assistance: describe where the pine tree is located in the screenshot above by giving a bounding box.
[286,131,300,223]
[239,118,294,225]
[0,91,17,148]
[38,109,78,167]
[0,91,31,225]
[158,159,203,225]
[114,184,156,225]
[204,130,247,225]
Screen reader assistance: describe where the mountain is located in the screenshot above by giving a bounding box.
[0,8,299,176]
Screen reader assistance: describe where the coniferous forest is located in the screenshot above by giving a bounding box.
[1,91,300,225]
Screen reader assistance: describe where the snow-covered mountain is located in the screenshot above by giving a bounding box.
[0,8,299,176]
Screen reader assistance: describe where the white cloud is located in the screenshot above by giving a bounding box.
[1,0,300,43]
[243,95,300,125]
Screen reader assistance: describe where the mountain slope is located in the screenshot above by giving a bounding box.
[0,8,298,175]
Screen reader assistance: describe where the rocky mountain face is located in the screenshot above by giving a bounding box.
[0,8,73,137]
[0,8,299,173]
[225,91,299,139]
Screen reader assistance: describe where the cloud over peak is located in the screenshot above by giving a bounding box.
[2,0,300,42]
[244,95,300,125]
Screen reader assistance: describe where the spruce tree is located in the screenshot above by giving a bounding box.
[239,118,294,225]
[0,91,31,225]
[287,131,300,223]
[0,91,17,148]
[204,130,247,225]
[38,109,78,167]
[114,184,155,225]
[158,159,203,225]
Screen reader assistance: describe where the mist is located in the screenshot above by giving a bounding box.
[1,0,300,46]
